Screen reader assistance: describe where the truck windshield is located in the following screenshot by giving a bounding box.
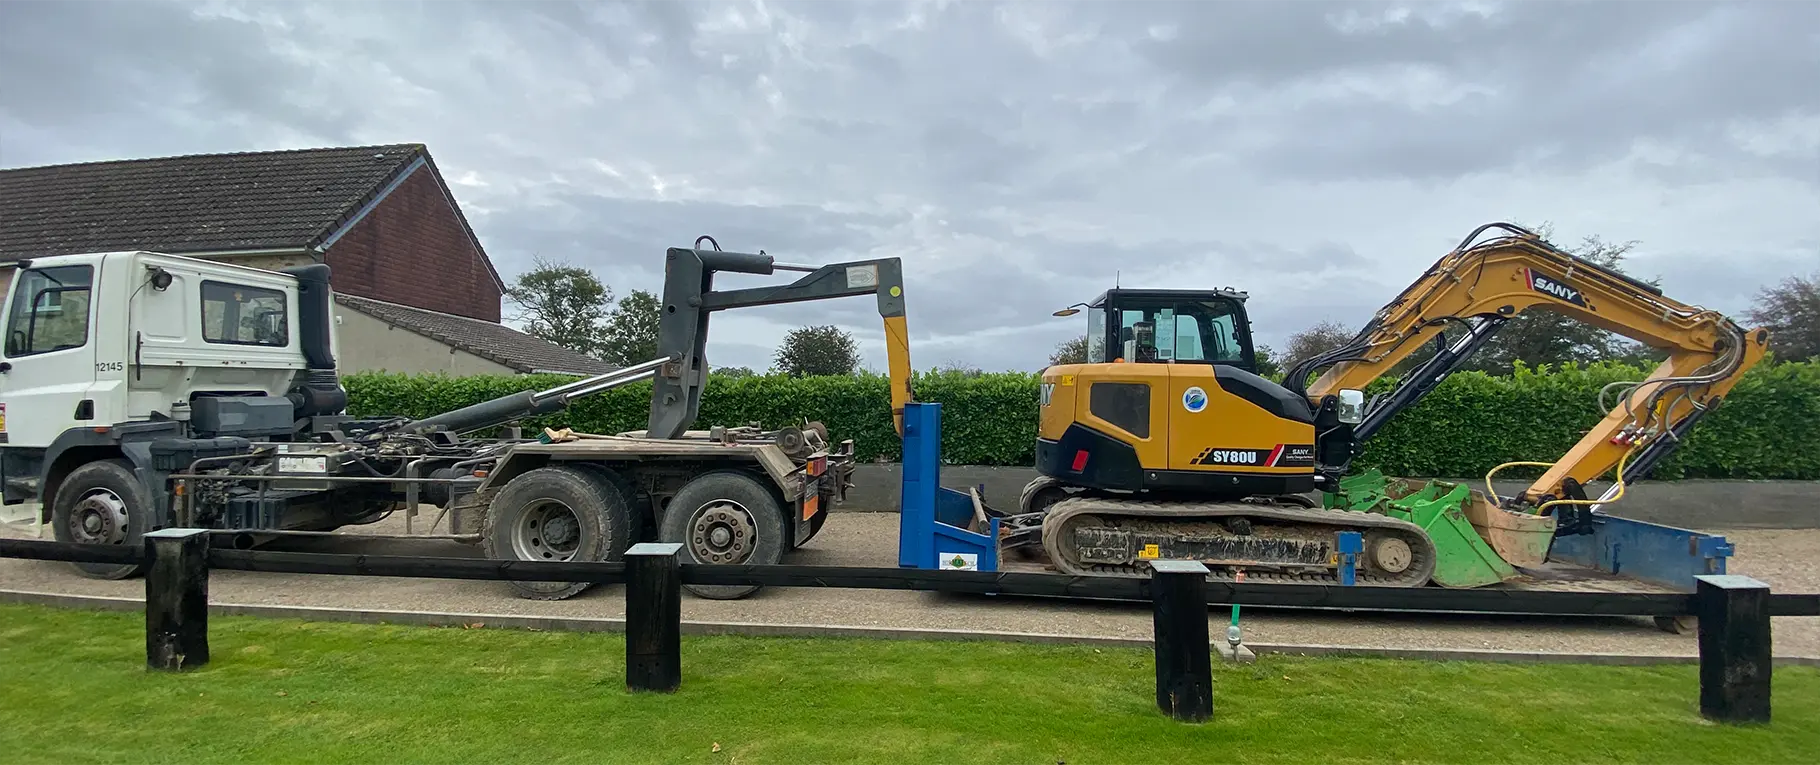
[4,265,94,358]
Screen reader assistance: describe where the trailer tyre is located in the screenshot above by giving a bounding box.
[482,466,632,601]
[661,470,786,600]
[50,459,152,580]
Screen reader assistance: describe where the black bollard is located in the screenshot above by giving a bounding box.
[625,542,683,692]
[1150,559,1213,722]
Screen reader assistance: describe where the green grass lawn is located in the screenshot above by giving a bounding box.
[0,603,1815,765]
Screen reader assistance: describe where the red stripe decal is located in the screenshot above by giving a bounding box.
[1265,444,1285,467]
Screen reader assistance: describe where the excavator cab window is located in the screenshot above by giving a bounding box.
[1090,290,1254,371]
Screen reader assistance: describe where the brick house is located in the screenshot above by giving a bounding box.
[0,144,610,377]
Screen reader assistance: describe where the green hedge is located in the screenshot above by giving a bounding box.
[344,361,1820,480]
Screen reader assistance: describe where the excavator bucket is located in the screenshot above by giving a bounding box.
[1326,471,1522,588]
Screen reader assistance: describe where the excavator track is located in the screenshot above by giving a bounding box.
[1039,496,1438,586]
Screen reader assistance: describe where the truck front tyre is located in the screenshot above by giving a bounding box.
[661,470,786,600]
[481,466,633,601]
[50,459,151,580]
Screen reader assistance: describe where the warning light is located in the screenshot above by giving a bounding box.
[1071,450,1089,472]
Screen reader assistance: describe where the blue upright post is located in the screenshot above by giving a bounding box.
[895,401,1000,571]
[1337,532,1362,586]
[897,402,941,569]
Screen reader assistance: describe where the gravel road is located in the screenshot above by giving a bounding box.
[5,510,1814,658]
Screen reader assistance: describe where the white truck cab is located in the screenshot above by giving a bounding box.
[1,251,347,572]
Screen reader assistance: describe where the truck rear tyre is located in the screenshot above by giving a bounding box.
[50,459,151,580]
[481,465,633,601]
[661,470,786,600]
[568,462,656,544]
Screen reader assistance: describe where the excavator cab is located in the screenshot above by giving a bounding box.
[1058,288,1261,373]
[1039,288,1318,507]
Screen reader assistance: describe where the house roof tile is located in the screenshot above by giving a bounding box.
[1,143,421,259]
[336,293,615,377]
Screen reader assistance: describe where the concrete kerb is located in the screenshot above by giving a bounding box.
[5,588,1816,668]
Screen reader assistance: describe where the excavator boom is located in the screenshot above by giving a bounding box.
[1295,222,1769,504]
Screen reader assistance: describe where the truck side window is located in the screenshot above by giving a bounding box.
[4,265,94,358]
[201,281,289,347]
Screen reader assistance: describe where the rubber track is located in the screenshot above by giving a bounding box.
[1039,497,1438,586]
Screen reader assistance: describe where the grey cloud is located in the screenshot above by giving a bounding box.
[1119,1,1820,181]
[0,0,358,150]
[2,0,1814,373]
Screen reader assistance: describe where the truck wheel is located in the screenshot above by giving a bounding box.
[50,459,151,580]
[482,466,632,601]
[661,470,786,600]
[569,463,656,544]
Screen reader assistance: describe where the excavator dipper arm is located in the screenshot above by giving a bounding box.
[1293,222,1769,505]
[648,241,913,440]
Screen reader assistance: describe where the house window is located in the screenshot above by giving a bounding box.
[201,280,289,347]
[5,265,93,358]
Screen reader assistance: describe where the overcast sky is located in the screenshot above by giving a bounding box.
[3,0,1816,373]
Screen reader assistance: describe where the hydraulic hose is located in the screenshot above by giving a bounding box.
[1482,445,1640,514]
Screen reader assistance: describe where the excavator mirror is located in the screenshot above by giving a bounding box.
[1337,389,1365,424]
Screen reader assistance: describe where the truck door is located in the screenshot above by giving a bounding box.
[1,262,102,513]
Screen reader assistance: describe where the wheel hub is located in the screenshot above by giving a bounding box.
[690,501,756,564]
[513,500,582,561]
[68,490,129,545]
[1370,537,1414,574]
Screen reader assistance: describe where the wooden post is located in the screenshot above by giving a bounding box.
[625,542,683,693]
[144,528,211,672]
[1150,559,1213,722]
[1695,574,1772,723]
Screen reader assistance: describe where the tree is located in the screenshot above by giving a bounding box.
[1048,335,1089,366]
[1281,320,1356,369]
[1252,342,1282,378]
[714,366,758,379]
[935,358,985,377]
[503,256,611,356]
[1461,227,1660,375]
[774,325,861,377]
[1746,271,1820,362]
[598,289,661,366]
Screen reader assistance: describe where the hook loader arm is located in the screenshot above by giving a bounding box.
[648,242,913,440]
[1292,222,1770,507]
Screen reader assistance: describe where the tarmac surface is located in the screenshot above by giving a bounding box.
[4,504,1816,659]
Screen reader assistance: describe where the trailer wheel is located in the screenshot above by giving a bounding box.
[482,466,632,601]
[50,459,151,580]
[661,470,786,600]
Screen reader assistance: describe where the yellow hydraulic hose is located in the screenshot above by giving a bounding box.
[1536,446,1636,515]
[1483,461,1554,506]
[1482,446,1640,515]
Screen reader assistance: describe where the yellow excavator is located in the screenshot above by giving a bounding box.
[1018,222,1770,587]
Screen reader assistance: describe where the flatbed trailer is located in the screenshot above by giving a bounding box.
[895,401,1731,621]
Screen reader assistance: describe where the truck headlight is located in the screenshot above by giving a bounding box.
[1337,389,1365,425]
